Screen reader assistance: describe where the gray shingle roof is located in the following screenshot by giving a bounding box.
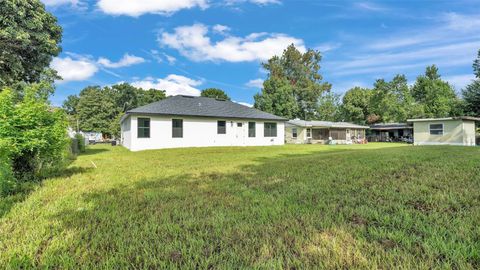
[287,120,369,129]
[125,95,286,121]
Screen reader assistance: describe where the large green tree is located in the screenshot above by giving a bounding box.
[462,49,480,116]
[76,86,116,135]
[254,44,331,119]
[316,91,341,121]
[200,88,230,100]
[0,0,62,87]
[412,65,462,118]
[341,87,373,124]
[253,77,299,119]
[370,74,423,123]
[65,84,166,137]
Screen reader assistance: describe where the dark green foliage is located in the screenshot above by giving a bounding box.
[254,77,299,119]
[462,50,480,117]
[0,0,62,86]
[411,65,462,118]
[76,86,116,135]
[462,81,480,117]
[65,83,166,137]
[255,44,331,119]
[370,75,423,123]
[473,49,480,79]
[341,87,373,124]
[316,91,341,121]
[74,133,86,153]
[201,88,230,100]
[0,140,15,196]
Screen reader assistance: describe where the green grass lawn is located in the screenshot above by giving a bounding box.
[1,143,479,269]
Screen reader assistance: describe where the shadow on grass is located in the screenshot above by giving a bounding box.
[36,145,480,269]
[78,148,110,156]
[0,166,93,219]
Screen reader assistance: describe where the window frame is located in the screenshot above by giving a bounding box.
[137,117,150,138]
[172,119,183,138]
[264,122,277,137]
[248,122,256,137]
[217,120,226,134]
[306,128,312,138]
[429,123,444,135]
[292,128,298,138]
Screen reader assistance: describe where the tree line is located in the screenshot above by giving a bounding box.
[254,45,480,124]
[1,0,67,195]
[62,87,230,138]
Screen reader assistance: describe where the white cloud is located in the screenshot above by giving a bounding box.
[315,42,341,53]
[163,53,177,64]
[97,0,208,16]
[329,41,480,76]
[159,23,305,62]
[245,78,264,88]
[130,75,203,96]
[354,2,388,12]
[444,12,480,32]
[41,0,80,6]
[225,0,281,5]
[212,24,231,35]
[51,56,98,82]
[444,74,476,90]
[234,101,253,107]
[97,53,145,68]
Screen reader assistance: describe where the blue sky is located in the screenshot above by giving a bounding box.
[44,0,480,106]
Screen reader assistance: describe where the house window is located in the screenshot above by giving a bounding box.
[264,122,277,137]
[292,128,298,138]
[306,128,312,138]
[429,123,443,135]
[217,120,226,134]
[137,118,150,138]
[248,122,256,137]
[172,119,183,138]
[237,122,243,127]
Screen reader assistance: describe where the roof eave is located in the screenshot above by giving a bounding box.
[124,111,287,121]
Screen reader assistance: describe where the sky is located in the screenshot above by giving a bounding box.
[43,0,480,107]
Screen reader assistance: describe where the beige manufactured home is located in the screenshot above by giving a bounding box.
[407,117,479,146]
[285,120,369,144]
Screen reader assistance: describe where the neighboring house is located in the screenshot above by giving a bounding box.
[285,120,369,144]
[368,123,413,142]
[407,117,480,146]
[120,95,286,151]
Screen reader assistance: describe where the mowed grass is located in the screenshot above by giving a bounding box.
[0,143,479,269]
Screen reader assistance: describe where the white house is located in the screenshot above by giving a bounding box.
[120,95,286,151]
[407,117,479,146]
[285,120,369,144]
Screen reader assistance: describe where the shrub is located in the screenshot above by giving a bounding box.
[0,140,15,196]
[0,83,70,181]
[75,133,86,153]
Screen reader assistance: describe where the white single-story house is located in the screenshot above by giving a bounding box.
[407,116,480,146]
[285,119,369,144]
[120,95,286,151]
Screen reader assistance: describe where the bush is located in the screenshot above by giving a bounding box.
[75,133,86,153]
[0,84,70,182]
[0,141,15,196]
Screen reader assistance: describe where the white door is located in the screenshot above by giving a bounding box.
[235,122,246,146]
[346,129,351,143]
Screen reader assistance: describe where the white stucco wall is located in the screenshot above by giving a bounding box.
[120,115,131,149]
[121,115,285,151]
[413,119,476,146]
